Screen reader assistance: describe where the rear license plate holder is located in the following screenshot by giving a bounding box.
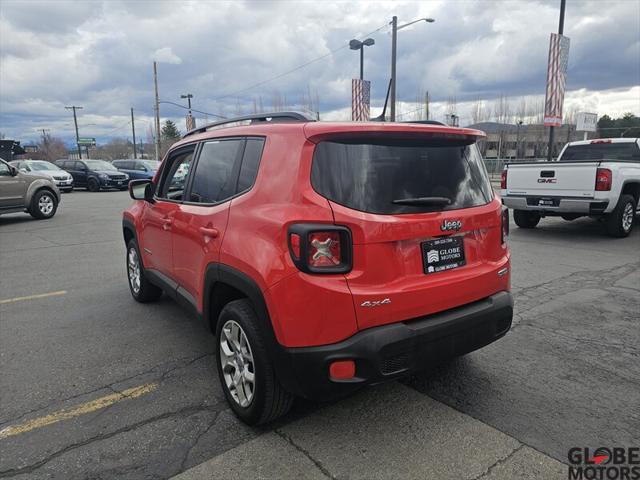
[422,236,466,275]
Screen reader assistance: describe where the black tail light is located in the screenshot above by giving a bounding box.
[288,224,352,274]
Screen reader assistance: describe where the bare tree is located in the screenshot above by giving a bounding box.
[492,94,512,124]
[32,133,67,161]
[97,138,133,160]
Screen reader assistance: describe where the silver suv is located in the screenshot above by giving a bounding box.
[0,158,61,219]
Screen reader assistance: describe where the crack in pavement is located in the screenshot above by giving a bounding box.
[0,404,220,478]
[274,429,337,480]
[177,410,222,474]
[469,443,525,480]
[0,352,214,428]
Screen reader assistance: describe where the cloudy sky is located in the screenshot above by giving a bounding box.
[1,0,639,145]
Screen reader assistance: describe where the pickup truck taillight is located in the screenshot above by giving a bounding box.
[288,224,352,274]
[501,169,508,189]
[595,168,612,191]
[501,207,509,244]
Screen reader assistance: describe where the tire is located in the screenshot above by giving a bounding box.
[126,239,162,302]
[87,178,100,192]
[29,189,58,219]
[513,210,541,229]
[215,299,294,425]
[605,194,636,238]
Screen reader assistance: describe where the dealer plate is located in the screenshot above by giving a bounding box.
[421,236,466,275]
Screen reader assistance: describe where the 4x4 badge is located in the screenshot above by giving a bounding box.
[360,298,391,308]
[441,219,462,231]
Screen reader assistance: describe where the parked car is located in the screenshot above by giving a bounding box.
[122,112,513,425]
[0,158,61,219]
[9,160,74,193]
[55,159,129,192]
[501,138,640,237]
[112,159,160,181]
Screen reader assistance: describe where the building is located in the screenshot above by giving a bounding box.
[468,122,596,160]
[0,140,26,161]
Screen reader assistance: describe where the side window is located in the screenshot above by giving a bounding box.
[189,139,243,204]
[135,162,146,171]
[157,150,194,201]
[73,161,85,171]
[237,138,265,192]
[0,162,10,176]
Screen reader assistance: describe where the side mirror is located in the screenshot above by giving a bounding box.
[129,179,154,202]
[9,166,18,176]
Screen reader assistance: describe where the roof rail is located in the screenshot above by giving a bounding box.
[403,120,447,126]
[182,111,316,138]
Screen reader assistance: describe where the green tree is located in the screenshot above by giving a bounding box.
[598,113,640,138]
[161,120,181,142]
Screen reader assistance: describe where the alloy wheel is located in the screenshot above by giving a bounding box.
[38,194,54,216]
[127,247,141,294]
[219,320,255,407]
[622,202,634,232]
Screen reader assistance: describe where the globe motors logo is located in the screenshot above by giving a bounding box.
[568,447,639,480]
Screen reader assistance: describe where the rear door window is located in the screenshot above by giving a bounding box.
[188,139,244,204]
[311,139,493,215]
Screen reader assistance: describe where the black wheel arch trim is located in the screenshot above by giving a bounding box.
[204,263,300,395]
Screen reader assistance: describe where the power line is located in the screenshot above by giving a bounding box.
[210,24,389,101]
[158,100,226,118]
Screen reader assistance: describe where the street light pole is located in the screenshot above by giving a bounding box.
[390,16,398,122]
[153,61,161,161]
[65,105,83,159]
[389,17,435,122]
[131,107,137,159]
[547,0,566,161]
[181,94,193,115]
[349,38,375,81]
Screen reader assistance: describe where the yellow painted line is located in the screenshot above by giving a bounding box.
[0,383,158,439]
[0,290,67,305]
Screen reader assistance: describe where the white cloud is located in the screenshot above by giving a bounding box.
[152,47,182,65]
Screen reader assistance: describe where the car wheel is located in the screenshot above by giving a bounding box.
[29,189,58,219]
[215,299,294,425]
[513,210,541,229]
[87,178,100,192]
[605,194,636,238]
[126,239,162,302]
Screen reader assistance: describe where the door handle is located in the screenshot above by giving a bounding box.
[199,227,219,238]
[162,219,173,231]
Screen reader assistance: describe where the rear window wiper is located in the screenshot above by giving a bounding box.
[391,196,451,206]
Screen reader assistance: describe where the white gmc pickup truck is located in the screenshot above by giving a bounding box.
[501,138,640,237]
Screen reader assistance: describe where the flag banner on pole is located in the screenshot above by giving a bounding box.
[352,79,371,121]
[185,114,196,131]
[544,33,570,127]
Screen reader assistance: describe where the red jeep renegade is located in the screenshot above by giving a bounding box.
[123,112,513,425]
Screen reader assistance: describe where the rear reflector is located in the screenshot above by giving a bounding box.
[595,168,612,191]
[501,169,508,189]
[329,360,356,380]
[290,233,301,259]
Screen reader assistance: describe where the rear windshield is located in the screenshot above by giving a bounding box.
[560,142,640,162]
[311,139,493,214]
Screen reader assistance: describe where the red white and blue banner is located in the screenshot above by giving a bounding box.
[544,33,570,127]
[352,79,370,121]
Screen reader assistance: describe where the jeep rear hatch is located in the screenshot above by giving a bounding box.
[309,130,509,331]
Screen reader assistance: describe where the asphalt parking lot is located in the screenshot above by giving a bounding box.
[1,190,638,480]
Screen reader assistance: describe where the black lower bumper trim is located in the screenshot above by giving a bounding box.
[275,291,513,401]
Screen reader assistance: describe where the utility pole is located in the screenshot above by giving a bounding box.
[65,106,83,159]
[390,16,398,122]
[425,91,430,120]
[547,0,566,161]
[131,108,137,159]
[153,61,161,161]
